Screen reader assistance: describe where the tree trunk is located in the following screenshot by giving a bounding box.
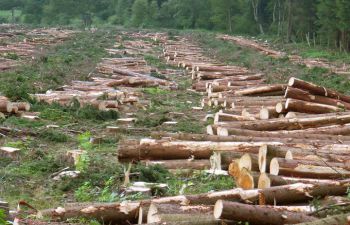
[38,202,140,224]
[285,87,350,110]
[259,179,350,205]
[270,157,350,179]
[234,84,286,96]
[147,203,213,224]
[288,77,350,104]
[141,159,211,170]
[285,98,344,114]
[118,139,278,161]
[237,113,350,131]
[214,200,316,225]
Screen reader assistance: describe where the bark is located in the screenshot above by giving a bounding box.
[285,87,350,110]
[285,98,344,114]
[216,127,350,142]
[234,84,286,96]
[12,102,30,111]
[237,113,350,131]
[288,77,350,104]
[259,179,350,205]
[214,112,255,123]
[270,157,350,179]
[147,203,213,223]
[38,202,140,224]
[118,138,277,161]
[214,200,316,225]
[141,159,211,170]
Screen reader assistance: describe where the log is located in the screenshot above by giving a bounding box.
[234,84,286,96]
[215,127,350,142]
[237,113,350,131]
[285,98,344,114]
[288,77,350,104]
[38,202,140,223]
[256,173,346,187]
[0,100,12,113]
[118,138,280,161]
[147,203,214,224]
[285,87,350,110]
[12,102,30,111]
[141,159,211,170]
[214,200,316,225]
[259,107,279,120]
[259,179,350,205]
[270,157,350,179]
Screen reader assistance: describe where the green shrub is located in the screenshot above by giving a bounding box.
[39,130,69,142]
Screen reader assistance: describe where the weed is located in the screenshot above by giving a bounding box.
[38,129,69,143]
[135,164,171,183]
[78,132,93,151]
[143,87,170,95]
[4,117,46,128]
[74,182,95,202]
[3,52,19,60]
[0,209,9,225]
[76,153,91,173]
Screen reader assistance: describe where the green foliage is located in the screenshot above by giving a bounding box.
[74,181,94,202]
[143,87,170,95]
[76,152,90,173]
[136,164,171,183]
[78,132,93,151]
[0,209,9,225]
[38,129,69,143]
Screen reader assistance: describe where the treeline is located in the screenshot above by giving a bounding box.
[1,0,350,50]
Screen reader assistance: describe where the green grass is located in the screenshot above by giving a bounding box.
[0,30,116,101]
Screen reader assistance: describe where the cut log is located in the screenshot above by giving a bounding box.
[259,179,350,205]
[259,107,279,120]
[0,100,12,113]
[234,84,286,96]
[147,203,213,224]
[142,159,211,170]
[270,157,350,179]
[285,98,344,114]
[288,77,350,104]
[236,167,255,190]
[213,200,316,225]
[38,202,140,223]
[118,138,280,161]
[285,86,350,110]
[238,113,350,131]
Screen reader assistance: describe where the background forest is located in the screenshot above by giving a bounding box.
[0,0,349,51]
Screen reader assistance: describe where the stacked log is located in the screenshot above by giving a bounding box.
[218,34,350,75]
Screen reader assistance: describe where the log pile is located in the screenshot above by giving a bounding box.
[32,34,350,225]
[33,33,176,111]
[0,96,30,118]
[218,34,350,75]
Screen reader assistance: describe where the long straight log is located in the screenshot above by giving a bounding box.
[270,157,350,179]
[147,203,214,224]
[217,127,350,142]
[288,77,350,104]
[259,179,350,205]
[214,200,316,225]
[141,159,211,170]
[118,139,280,161]
[285,98,344,114]
[237,113,350,131]
[234,84,286,96]
[285,86,350,110]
